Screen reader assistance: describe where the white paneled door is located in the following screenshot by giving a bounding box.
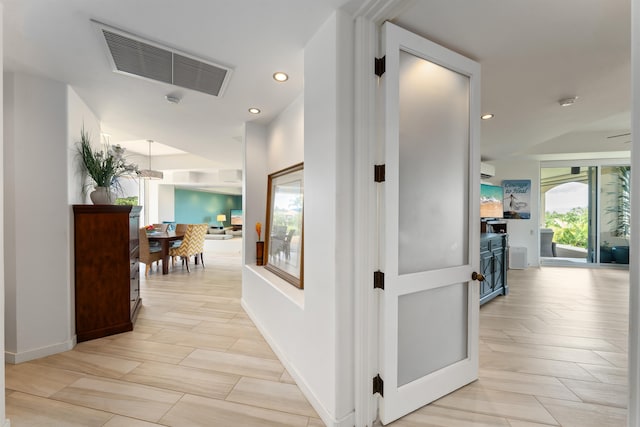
[377,22,482,424]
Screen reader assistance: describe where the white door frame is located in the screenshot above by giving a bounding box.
[352,2,414,425]
[629,0,640,425]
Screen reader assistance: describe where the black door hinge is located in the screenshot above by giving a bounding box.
[374,164,386,183]
[373,374,384,396]
[375,56,386,77]
[374,270,385,290]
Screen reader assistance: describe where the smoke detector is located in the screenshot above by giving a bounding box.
[165,95,181,104]
[559,96,578,107]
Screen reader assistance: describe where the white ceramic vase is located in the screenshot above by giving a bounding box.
[90,186,117,204]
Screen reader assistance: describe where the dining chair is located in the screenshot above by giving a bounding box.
[269,226,287,261]
[139,228,163,277]
[169,223,188,250]
[169,223,208,272]
[283,228,296,259]
[148,224,168,250]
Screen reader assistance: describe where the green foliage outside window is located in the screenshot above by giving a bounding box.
[544,207,588,248]
[271,195,303,234]
[115,196,139,206]
[606,166,631,239]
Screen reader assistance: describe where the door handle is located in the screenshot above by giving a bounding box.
[471,272,485,281]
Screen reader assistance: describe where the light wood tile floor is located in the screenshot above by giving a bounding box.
[6,248,629,426]
[388,266,629,427]
[6,248,324,426]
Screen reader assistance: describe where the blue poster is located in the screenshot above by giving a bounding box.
[503,180,531,219]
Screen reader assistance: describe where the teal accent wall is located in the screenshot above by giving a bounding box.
[174,189,242,226]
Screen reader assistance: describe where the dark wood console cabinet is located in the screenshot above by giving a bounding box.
[480,233,508,305]
[73,205,142,342]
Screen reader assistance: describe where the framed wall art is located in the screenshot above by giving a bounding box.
[502,179,531,219]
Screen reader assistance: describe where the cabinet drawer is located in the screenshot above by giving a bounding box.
[130,261,139,278]
[130,273,139,293]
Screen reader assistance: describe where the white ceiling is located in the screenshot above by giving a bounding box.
[3,0,632,182]
[392,0,631,161]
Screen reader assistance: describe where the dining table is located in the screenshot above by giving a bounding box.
[146,231,185,274]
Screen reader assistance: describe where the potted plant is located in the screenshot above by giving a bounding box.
[76,126,138,204]
[606,166,631,239]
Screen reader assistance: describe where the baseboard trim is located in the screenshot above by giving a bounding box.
[5,336,75,364]
[241,300,354,427]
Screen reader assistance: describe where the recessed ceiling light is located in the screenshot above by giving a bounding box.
[273,72,289,82]
[248,107,261,114]
[559,96,578,107]
[481,114,494,120]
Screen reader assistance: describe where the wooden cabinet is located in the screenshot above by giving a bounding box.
[73,205,142,342]
[480,233,508,305]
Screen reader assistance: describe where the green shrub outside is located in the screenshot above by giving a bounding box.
[544,207,588,248]
[115,196,139,206]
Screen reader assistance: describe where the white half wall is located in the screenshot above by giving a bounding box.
[242,11,355,427]
[484,158,540,267]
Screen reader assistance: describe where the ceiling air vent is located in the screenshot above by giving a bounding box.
[93,20,232,97]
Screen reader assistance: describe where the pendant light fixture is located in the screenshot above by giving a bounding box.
[138,139,163,180]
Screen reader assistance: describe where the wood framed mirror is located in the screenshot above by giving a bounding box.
[264,163,304,288]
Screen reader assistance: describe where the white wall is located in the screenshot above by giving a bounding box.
[4,72,73,361]
[0,4,7,422]
[4,73,99,363]
[66,85,102,351]
[67,88,101,205]
[143,179,161,225]
[242,11,355,427]
[268,93,304,169]
[157,184,175,222]
[485,158,540,267]
[242,122,268,266]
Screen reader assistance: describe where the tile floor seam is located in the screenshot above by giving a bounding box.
[43,393,130,423]
[155,392,188,426]
[430,400,544,426]
[99,413,118,427]
[532,394,563,427]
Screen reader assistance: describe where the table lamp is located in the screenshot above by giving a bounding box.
[217,214,227,229]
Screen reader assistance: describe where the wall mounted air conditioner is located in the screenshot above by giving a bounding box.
[480,162,495,179]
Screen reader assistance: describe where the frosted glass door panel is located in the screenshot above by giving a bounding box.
[398,50,470,275]
[398,283,468,386]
